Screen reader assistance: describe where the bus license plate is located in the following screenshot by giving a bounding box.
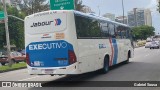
[45,69,54,74]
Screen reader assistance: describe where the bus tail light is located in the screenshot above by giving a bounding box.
[68,50,77,64]
[26,53,30,66]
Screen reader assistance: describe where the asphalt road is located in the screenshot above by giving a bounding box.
[1,47,160,90]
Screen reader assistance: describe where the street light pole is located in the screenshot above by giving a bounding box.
[122,0,125,24]
[8,15,24,22]
[2,0,12,67]
[97,6,100,16]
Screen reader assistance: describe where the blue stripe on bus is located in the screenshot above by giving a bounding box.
[112,38,118,65]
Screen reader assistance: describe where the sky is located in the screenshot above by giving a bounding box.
[82,0,160,34]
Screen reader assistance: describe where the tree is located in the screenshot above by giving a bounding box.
[0,5,26,49]
[21,0,49,15]
[75,0,85,11]
[132,25,155,40]
[0,5,5,49]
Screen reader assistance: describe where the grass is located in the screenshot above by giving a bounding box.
[0,62,27,71]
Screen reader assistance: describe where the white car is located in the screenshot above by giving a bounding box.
[146,38,152,42]
[145,42,151,48]
[150,41,160,49]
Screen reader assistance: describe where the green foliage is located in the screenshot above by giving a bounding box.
[132,25,155,40]
[21,0,49,15]
[75,0,85,11]
[0,62,26,71]
[0,5,5,49]
[0,23,5,49]
[0,5,25,49]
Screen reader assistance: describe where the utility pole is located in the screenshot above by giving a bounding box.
[122,0,125,24]
[97,6,100,16]
[2,0,12,67]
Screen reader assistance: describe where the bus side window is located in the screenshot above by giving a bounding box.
[115,25,121,39]
[121,26,127,39]
[100,22,109,38]
[126,28,130,39]
[108,23,115,38]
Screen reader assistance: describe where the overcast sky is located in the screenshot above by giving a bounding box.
[82,0,160,34]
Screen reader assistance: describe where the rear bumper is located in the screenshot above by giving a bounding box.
[27,62,79,75]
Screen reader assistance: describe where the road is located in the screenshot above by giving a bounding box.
[0,47,160,90]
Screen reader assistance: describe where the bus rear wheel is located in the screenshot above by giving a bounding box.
[125,51,130,64]
[101,56,109,74]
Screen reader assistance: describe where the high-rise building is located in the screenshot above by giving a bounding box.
[127,8,152,27]
[128,10,136,26]
[103,13,115,21]
[115,16,128,25]
[144,9,152,26]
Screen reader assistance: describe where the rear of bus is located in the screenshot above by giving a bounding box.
[25,10,78,75]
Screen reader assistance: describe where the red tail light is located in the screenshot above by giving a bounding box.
[68,50,77,64]
[26,53,30,66]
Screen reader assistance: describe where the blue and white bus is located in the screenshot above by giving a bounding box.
[25,10,134,75]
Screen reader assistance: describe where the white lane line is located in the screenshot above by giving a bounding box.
[145,54,149,57]
[18,76,40,81]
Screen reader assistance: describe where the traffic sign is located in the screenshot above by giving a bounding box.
[0,11,4,20]
[50,0,74,10]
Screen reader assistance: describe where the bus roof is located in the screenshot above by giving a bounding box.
[25,10,130,28]
[73,10,130,28]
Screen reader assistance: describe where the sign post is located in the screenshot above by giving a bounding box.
[50,0,74,10]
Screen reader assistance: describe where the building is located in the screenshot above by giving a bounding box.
[127,8,152,27]
[115,16,128,25]
[103,13,115,21]
[82,6,92,13]
[144,9,152,26]
[128,10,136,27]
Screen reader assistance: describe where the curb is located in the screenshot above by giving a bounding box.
[0,67,27,73]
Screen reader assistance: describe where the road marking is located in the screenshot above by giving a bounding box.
[18,76,39,81]
[145,54,149,57]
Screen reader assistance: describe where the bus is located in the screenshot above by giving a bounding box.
[25,10,134,75]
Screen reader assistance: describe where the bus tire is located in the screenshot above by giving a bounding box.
[125,52,130,63]
[101,56,109,74]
